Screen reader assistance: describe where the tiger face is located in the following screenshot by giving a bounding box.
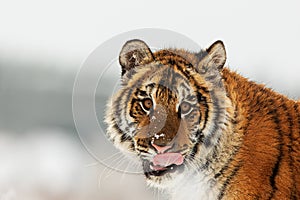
[105,39,228,187]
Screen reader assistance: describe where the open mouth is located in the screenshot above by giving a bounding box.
[143,160,184,176]
[143,152,185,177]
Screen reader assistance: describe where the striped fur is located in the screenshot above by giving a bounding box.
[105,39,300,199]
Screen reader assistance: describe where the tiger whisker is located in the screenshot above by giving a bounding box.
[101,151,124,162]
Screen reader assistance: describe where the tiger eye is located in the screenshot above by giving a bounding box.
[142,98,153,111]
[180,102,192,115]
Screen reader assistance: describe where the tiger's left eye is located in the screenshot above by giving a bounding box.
[180,102,192,115]
[142,98,153,111]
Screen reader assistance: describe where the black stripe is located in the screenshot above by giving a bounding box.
[137,142,149,150]
[214,155,234,180]
[195,129,204,143]
[214,107,239,180]
[119,86,137,125]
[202,91,221,148]
[218,163,242,200]
[282,101,296,197]
[128,142,135,151]
[112,123,135,150]
[188,143,199,160]
[214,105,241,181]
[120,133,131,143]
[171,73,183,92]
[112,123,124,136]
[198,95,209,135]
[268,98,284,200]
[292,194,298,200]
[114,87,133,121]
[146,83,156,89]
[138,149,149,154]
[135,88,148,97]
[269,155,281,199]
[292,102,300,198]
[294,103,300,135]
[196,92,204,103]
[129,98,146,119]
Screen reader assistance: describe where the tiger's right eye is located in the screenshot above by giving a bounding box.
[180,101,192,115]
[142,98,153,111]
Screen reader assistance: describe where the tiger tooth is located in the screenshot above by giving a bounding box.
[150,165,154,170]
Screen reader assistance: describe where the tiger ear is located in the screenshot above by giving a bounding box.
[197,40,226,73]
[119,39,154,76]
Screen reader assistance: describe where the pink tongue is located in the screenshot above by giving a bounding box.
[153,153,184,167]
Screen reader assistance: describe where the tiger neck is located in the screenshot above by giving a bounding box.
[184,68,253,192]
[221,67,291,115]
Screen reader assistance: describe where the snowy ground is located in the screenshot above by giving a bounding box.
[0,129,156,200]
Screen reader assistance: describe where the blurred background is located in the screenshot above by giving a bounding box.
[0,0,299,200]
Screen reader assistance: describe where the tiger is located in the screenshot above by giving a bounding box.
[104,39,300,200]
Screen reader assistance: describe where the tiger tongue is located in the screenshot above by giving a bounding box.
[153,152,184,167]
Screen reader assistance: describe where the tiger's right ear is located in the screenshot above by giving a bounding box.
[119,39,154,76]
[197,40,226,73]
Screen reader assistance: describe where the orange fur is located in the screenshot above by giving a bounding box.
[220,68,300,199]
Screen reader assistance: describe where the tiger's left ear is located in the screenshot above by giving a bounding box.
[119,39,154,76]
[197,40,226,73]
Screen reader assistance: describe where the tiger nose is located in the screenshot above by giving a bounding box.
[151,143,172,153]
[151,133,172,153]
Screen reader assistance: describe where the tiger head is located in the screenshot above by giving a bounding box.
[105,39,229,187]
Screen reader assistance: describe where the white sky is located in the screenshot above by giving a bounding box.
[0,0,299,95]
